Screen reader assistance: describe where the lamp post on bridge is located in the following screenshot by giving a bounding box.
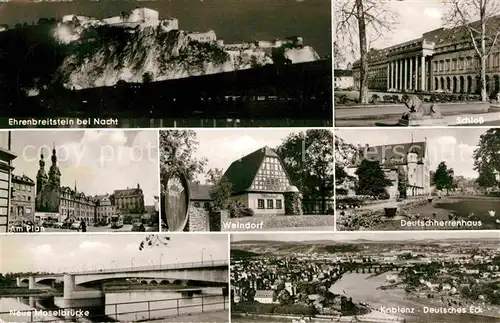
[160,253,164,267]
[111,260,116,269]
[209,253,213,266]
[201,248,206,266]
[131,258,135,269]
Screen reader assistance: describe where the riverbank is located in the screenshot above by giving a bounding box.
[0,288,61,297]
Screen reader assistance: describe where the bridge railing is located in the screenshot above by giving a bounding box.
[0,294,228,322]
[69,259,229,275]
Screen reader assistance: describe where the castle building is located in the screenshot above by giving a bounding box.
[0,131,16,233]
[35,145,142,225]
[187,30,217,43]
[223,146,297,215]
[10,174,35,221]
[346,141,431,199]
[352,16,500,94]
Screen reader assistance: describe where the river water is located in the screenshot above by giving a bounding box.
[0,288,227,322]
[329,273,499,323]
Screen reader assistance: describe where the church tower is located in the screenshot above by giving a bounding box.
[48,143,61,188]
[36,149,48,195]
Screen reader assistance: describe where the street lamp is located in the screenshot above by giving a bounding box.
[111,260,116,269]
[176,257,179,265]
[209,253,213,266]
[160,253,164,266]
[201,248,206,266]
[131,258,135,269]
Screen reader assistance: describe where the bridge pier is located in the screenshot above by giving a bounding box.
[16,277,21,287]
[58,274,105,311]
[28,277,47,290]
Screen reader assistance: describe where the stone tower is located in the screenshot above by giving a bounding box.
[36,149,48,196]
[48,144,61,188]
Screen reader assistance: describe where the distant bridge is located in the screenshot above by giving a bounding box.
[4,60,332,123]
[17,260,228,303]
[337,263,414,274]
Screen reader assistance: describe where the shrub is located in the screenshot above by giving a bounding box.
[382,95,392,102]
[240,207,254,217]
[378,191,390,200]
[391,95,400,103]
[370,94,380,104]
[338,94,348,104]
[401,94,409,102]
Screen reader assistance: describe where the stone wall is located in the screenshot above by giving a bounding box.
[187,204,228,231]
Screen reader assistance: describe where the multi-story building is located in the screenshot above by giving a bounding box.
[346,140,431,199]
[352,17,500,94]
[59,185,97,224]
[0,131,16,232]
[95,195,116,224]
[112,185,145,214]
[10,174,35,221]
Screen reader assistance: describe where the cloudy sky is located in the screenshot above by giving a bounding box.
[0,0,331,57]
[335,0,450,65]
[9,130,158,204]
[232,231,500,242]
[335,128,491,179]
[190,128,321,184]
[1,234,228,273]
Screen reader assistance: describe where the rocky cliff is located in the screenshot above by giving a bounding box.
[54,24,320,89]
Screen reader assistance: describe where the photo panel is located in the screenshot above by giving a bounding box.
[334,0,500,128]
[0,0,331,128]
[159,128,334,232]
[335,127,500,231]
[0,129,159,233]
[0,233,229,322]
[230,231,500,323]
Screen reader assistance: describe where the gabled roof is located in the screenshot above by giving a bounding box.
[114,187,143,197]
[223,146,281,194]
[359,141,427,165]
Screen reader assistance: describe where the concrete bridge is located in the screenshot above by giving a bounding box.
[17,260,228,309]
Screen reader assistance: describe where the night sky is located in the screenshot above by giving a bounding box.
[0,0,332,56]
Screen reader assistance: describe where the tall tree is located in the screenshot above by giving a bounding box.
[397,166,408,199]
[335,0,397,103]
[443,0,500,101]
[433,162,455,194]
[334,135,358,189]
[333,41,345,69]
[206,168,232,211]
[355,159,392,197]
[276,129,334,213]
[159,130,207,193]
[473,128,500,190]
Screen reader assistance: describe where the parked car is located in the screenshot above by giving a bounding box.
[53,222,64,228]
[70,222,80,230]
[131,222,145,232]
